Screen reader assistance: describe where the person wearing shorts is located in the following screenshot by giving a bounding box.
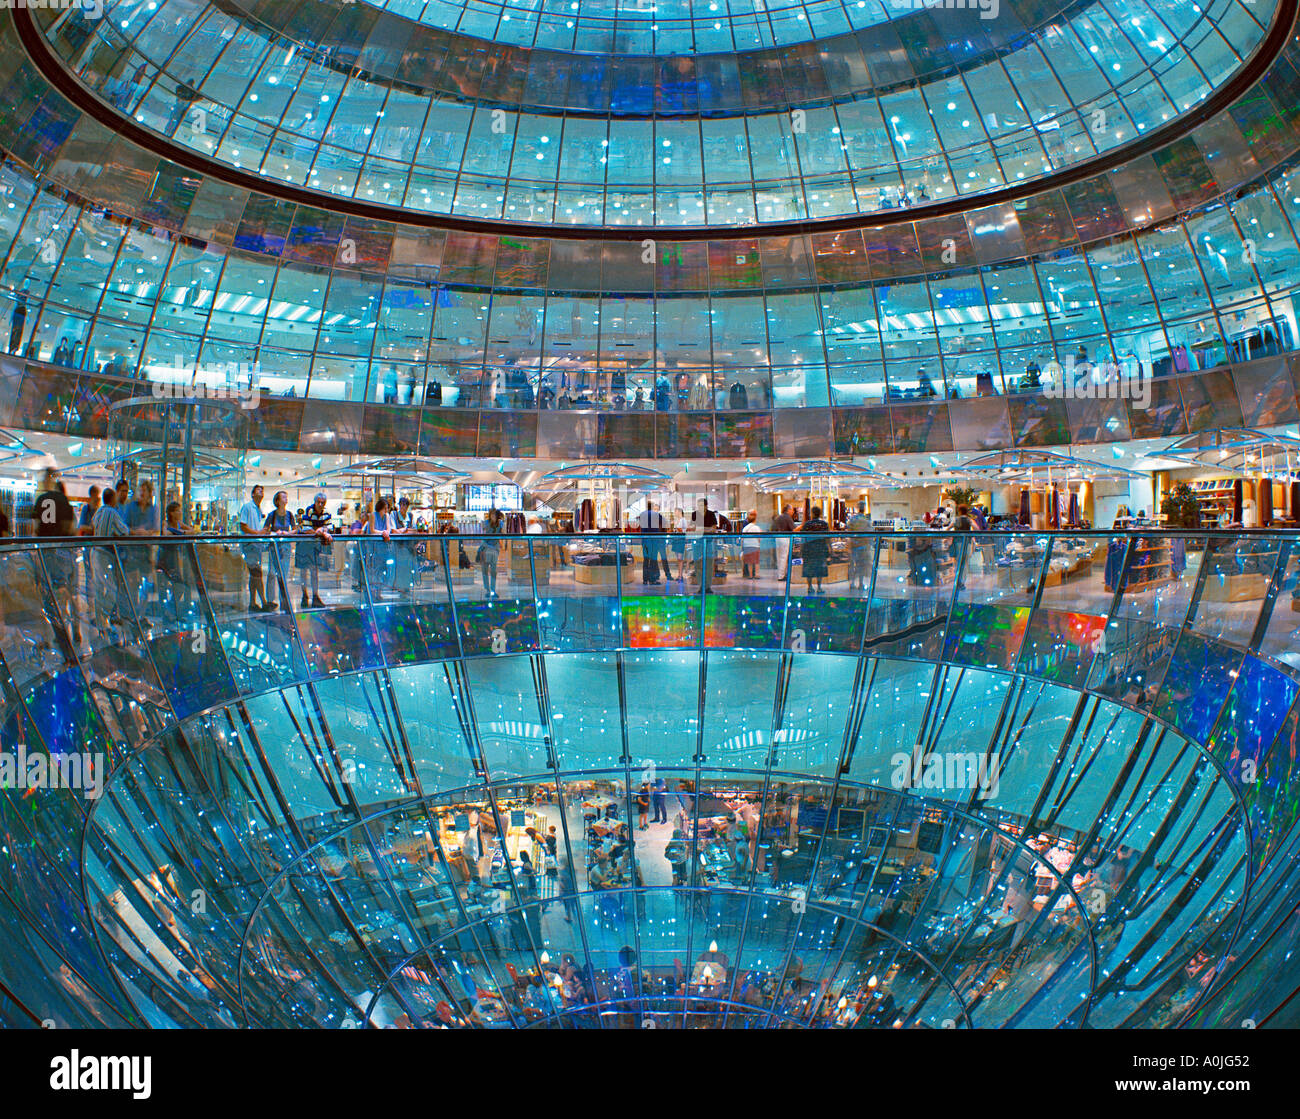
[238,484,270,612]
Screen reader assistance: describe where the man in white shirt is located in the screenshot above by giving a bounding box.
[846,499,871,591]
[637,501,668,585]
[741,510,763,579]
[238,484,270,613]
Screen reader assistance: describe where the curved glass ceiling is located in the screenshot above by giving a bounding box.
[40,0,1277,225]
[372,0,982,52]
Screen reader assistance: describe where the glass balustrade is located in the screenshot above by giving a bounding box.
[1,529,1297,1027]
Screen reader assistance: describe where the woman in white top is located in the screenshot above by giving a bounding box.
[364,496,400,595]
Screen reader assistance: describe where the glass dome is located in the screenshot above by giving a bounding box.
[32,0,1280,225]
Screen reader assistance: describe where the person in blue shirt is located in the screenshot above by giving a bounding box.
[238,484,270,612]
[89,488,129,636]
[125,479,160,535]
[122,479,160,611]
[91,488,128,538]
[652,778,668,825]
[76,485,100,535]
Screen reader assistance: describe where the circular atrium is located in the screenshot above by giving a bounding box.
[1,0,1300,1046]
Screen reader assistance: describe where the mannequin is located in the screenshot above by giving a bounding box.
[688,373,712,411]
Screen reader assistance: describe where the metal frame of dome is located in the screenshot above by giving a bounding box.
[537,462,672,490]
[314,456,470,490]
[952,449,1145,483]
[0,427,40,468]
[742,459,905,492]
[1159,427,1300,479]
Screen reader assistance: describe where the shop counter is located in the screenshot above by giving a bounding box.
[1202,572,1271,602]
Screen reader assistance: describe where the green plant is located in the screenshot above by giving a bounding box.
[1160,482,1202,528]
[944,485,982,508]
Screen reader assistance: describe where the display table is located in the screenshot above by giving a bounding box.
[574,562,622,586]
[193,542,246,591]
[1202,572,1271,602]
[996,564,1037,590]
[507,540,550,585]
[789,559,847,584]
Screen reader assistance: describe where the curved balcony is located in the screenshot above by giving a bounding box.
[1,529,1299,1027]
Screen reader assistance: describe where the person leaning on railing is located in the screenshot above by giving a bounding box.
[295,492,332,609]
[800,506,831,595]
[155,500,196,621]
[477,507,504,597]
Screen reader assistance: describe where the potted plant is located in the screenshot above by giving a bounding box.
[1160,482,1202,529]
[943,485,982,509]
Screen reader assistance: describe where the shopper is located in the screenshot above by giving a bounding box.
[906,530,938,587]
[847,498,871,591]
[691,498,718,592]
[652,777,668,824]
[637,500,668,585]
[73,483,102,615]
[156,501,194,620]
[238,484,270,612]
[121,479,160,610]
[636,783,650,831]
[8,291,26,354]
[296,492,332,608]
[32,467,80,658]
[556,861,578,926]
[952,503,974,590]
[33,466,74,537]
[800,505,831,595]
[477,507,504,597]
[124,479,159,538]
[91,486,128,538]
[665,829,689,886]
[89,488,129,636]
[772,504,795,583]
[263,490,295,610]
[75,484,100,535]
[741,510,762,579]
[670,512,688,582]
[367,496,400,597]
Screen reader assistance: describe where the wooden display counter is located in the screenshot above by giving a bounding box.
[507,540,551,585]
[1202,572,1271,603]
[194,542,246,591]
[573,562,625,586]
[1043,554,1092,587]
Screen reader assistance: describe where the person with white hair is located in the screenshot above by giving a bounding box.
[296,492,333,609]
